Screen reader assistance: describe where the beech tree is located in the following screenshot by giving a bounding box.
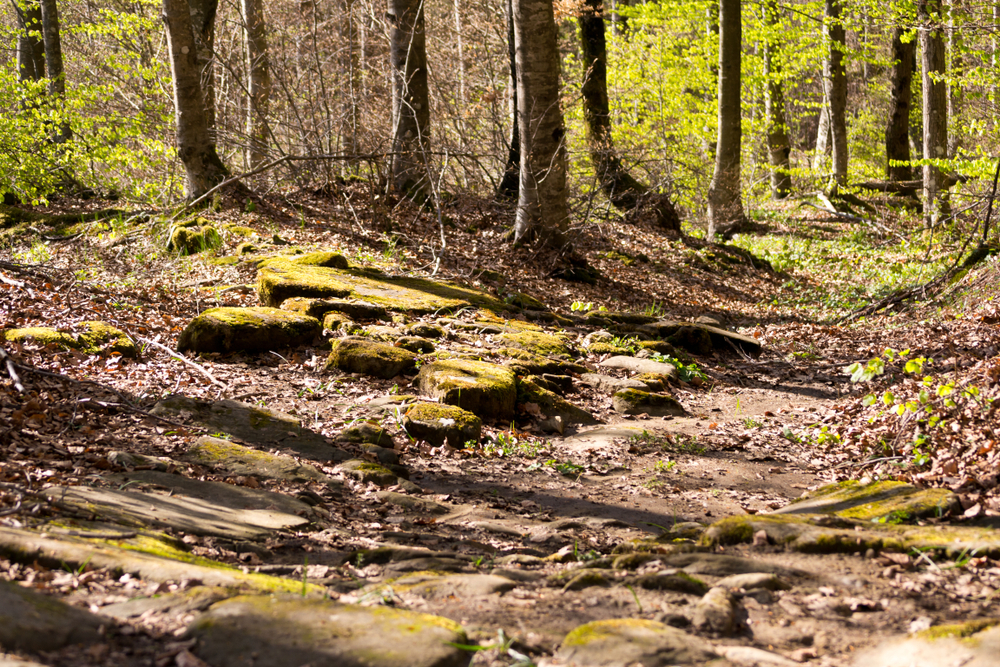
[15,1,45,83]
[163,0,229,199]
[823,0,848,185]
[496,0,520,199]
[920,0,948,221]
[388,0,430,197]
[241,0,271,169]
[706,0,743,240]
[762,0,791,199]
[39,0,70,143]
[886,27,916,181]
[512,0,569,248]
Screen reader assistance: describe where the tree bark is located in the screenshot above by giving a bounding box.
[886,27,915,181]
[512,0,569,249]
[824,0,848,185]
[39,0,70,143]
[15,1,46,82]
[814,93,831,169]
[241,0,271,170]
[578,0,647,209]
[706,0,743,240]
[762,0,791,199]
[163,0,229,200]
[496,0,520,199]
[388,0,430,197]
[920,0,948,222]
[187,0,219,132]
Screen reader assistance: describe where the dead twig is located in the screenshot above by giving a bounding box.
[139,337,228,390]
[0,346,24,392]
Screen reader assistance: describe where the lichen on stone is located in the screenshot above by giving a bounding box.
[325,338,417,379]
[418,359,517,422]
[177,307,321,354]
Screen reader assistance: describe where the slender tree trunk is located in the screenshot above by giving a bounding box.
[15,1,46,82]
[579,0,646,209]
[345,0,361,156]
[512,0,569,249]
[163,0,229,200]
[39,0,70,143]
[388,0,430,197]
[946,0,960,157]
[824,0,848,185]
[454,0,465,107]
[814,93,831,169]
[496,0,520,199]
[706,0,743,240]
[187,0,219,132]
[762,0,790,199]
[920,0,948,222]
[242,0,271,170]
[886,27,915,181]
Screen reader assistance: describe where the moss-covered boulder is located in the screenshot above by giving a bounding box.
[404,322,446,338]
[403,402,482,448]
[499,348,587,376]
[256,257,508,313]
[177,307,320,354]
[184,436,332,485]
[335,422,397,449]
[395,336,435,353]
[281,297,389,322]
[418,359,517,422]
[496,330,575,358]
[2,322,137,357]
[188,595,471,667]
[337,459,402,486]
[612,389,686,417]
[325,338,417,379]
[773,480,960,522]
[167,219,220,255]
[518,378,598,426]
[557,619,718,666]
[505,292,547,310]
[290,251,350,268]
[856,621,1000,667]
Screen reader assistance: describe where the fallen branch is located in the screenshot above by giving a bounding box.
[0,346,24,392]
[139,337,228,390]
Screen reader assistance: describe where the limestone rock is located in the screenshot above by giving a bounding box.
[184,436,334,486]
[326,338,417,379]
[692,586,740,635]
[612,389,686,417]
[501,348,587,375]
[395,335,435,353]
[388,573,517,600]
[289,251,350,268]
[280,297,389,322]
[418,359,517,422]
[404,402,482,448]
[404,322,446,338]
[336,422,397,449]
[177,307,320,354]
[376,490,450,515]
[188,595,471,667]
[773,480,960,522]
[337,459,402,486]
[0,579,103,652]
[853,621,1000,667]
[641,319,762,355]
[633,572,709,595]
[600,355,679,379]
[580,372,648,393]
[715,572,791,592]
[497,329,575,358]
[517,378,598,426]
[557,618,719,666]
[2,322,136,357]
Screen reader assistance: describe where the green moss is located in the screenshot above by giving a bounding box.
[291,251,350,268]
[326,338,417,379]
[418,359,517,422]
[2,327,79,350]
[497,330,575,358]
[209,255,240,266]
[563,619,665,647]
[700,516,754,546]
[792,480,958,523]
[587,342,634,356]
[504,292,546,310]
[77,321,138,357]
[915,619,1000,641]
[177,307,321,354]
[226,225,257,237]
[168,223,221,255]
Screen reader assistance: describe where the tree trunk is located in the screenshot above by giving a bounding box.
[344,0,361,157]
[187,0,219,132]
[946,0,960,157]
[920,0,948,222]
[15,1,46,82]
[163,0,229,200]
[496,0,520,199]
[886,27,915,181]
[579,0,647,209]
[814,93,831,169]
[706,0,743,240]
[824,0,848,185]
[388,0,430,197]
[242,0,271,170]
[762,0,791,199]
[39,0,70,143]
[512,0,569,249]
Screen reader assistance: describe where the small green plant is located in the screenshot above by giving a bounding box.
[654,459,677,472]
[626,584,643,613]
[644,301,667,318]
[742,417,763,428]
[649,352,707,383]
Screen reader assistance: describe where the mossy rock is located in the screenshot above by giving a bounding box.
[335,422,396,449]
[517,378,598,426]
[558,618,718,666]
[418,359,517,422]
[208,255,240,266]
[498,348,587,375]
[256,257,508,314]
[612,389,686,417]
[404,322,446,338]
[505,292,547,310]
[322,312,352,331]
[665,326,713,356]
[236,242,258,255]
[395,336,435,354]
[632,572,709,596]
[326,338,417,379]
[587,311,659,326]
[337,459,401,486]
[634,372,673,392]
[184,436,329,484]
[167,223,221,255]
[289,251,350,268]
[188,595,470,667]
[0,579,104,652]
[403,402,482,448]
[226,225,257,238]
[282,297,389,322]
[362,325,400,342]
[177,307,320,354]
[774,480,960,523]
[2,322,136,357]
[638,340,680,356]
[586,342,635,356]
[496,330,575,359]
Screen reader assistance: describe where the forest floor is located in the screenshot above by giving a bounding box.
[1,183,999,667]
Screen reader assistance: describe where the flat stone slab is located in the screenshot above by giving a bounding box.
[580,372,648,393]
[703,514,1000,558]
[643,319,763,355]
[326,338,417,379]
[556,618,720,666]
[188,595,472,667]
[49,471,311,540]
[184,436,334,486]
[0,579,104,652]
[599,356,679,378]
[256,257,508,315]
[612,389,686,417]
[773,480,960,522]
[177,306,321,354]
[418,359,517,422]
[376,491,451,515]
[151,394,343,462]
[0,528,324,593]
[853,621,1000,667]
[387,573,517,600]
